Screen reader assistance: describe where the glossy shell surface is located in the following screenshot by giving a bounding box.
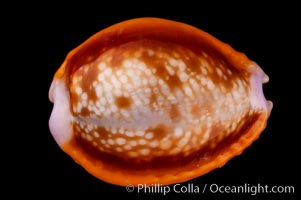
[49,18,272,186]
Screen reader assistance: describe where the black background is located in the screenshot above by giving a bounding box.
[7,2,299,199]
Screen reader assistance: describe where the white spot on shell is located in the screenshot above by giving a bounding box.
[207,80,214,90]
[178,61,186,71]
[108,139,115,145]
[86,134,92,141]
[123,60,132,68]
[145,132,154,139]
[75,87,82,95]
[159,140,172,150]
[129,140,137,147]
[149,141,158,148]
[179,72,189,82]
[135,130,145,137]
[138,139,147,145]
[216,68,223,77]
[116,138,126,145]
[147,49,154,56]
[124,145,132,150]
[81,92,88,100]
[165,65,175,75]
[139,149,150,156]
[120,75,128,84]
[104,68,112,77]
[201,67,208,75]
[128,151,138,157]
[184,86,193,97]
[125,131,134,137]
[93,131,100,138]
[98,62,106,70]
[200,77,207,86]
[174,127,183,137]
[169,58,177,66]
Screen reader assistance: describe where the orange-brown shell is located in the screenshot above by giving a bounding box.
[49,18,272,186]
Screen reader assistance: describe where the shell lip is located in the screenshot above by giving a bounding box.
[49,79,73,146]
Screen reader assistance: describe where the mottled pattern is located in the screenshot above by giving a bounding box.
[69,40,253,160]
[49,18,273,187]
